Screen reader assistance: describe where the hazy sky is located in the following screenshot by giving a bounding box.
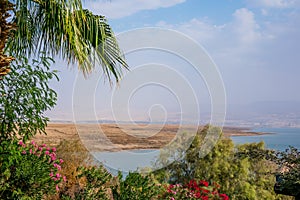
[47,0,300,122]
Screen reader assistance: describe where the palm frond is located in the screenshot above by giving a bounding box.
[6,0,128,82]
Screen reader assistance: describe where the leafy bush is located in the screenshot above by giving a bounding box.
[73,166,112,200]
[0,140,66,199]
[0,55,58,142]
[274,146,300,197]
[112,172,160,200]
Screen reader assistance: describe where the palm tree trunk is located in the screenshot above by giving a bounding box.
[0,0,15,79]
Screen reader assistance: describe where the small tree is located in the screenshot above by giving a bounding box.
[0,55,58,142]
[153,125,293,200]
[274,146,300,198]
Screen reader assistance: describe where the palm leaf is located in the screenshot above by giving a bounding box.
[6,0,128,82]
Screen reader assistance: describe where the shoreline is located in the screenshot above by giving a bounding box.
[222,126,272,136]
[32,123,272,151]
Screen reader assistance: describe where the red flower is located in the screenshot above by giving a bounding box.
[187,179,198,189]
[200,188,209,194]
[163,180,229,200]
[219,193,230,200]
[199,180,209,187]
[194,191,201,198]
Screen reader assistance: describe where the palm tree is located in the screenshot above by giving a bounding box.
[1,0,128,81]
[0,0,15,79]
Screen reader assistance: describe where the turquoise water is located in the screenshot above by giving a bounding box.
[94,128,300,175]
[231,127,300,151]
[93,149,160,175]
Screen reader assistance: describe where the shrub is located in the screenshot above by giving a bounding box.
[274,146,300,198]
[74,166,112,200]
[54,139,93,198]
[0,140,66,199]
[112,172,160,200]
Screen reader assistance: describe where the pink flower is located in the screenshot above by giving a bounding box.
[50,172,54,177]
[21,150,26,154]
[46,147,51,151]
[29,149,33,154]
[52,147,56,152]
[38,146,43,151]
[53,163,61,170]
[170,197,175,200]
[56,173,61,178]
[31,141,35,145]
[59,159,64,164]
[63,176,67,182]
[45,151,50,155]
[55,184,59,192]
[18,140,24,146]
[42,144,46,147]
[50,153,56,161]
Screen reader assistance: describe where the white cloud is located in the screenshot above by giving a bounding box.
[153,8,300,104]
[155,8,263,48]
[156,18,224,46]
[247,0,296,8]
[232,8,261,43]
[84,0,186,19]
[261,9,269,16]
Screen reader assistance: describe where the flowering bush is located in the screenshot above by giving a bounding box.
[160,179,229,200]
[0,140,66,199]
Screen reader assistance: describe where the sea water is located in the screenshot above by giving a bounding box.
[94,127,300,175]
[92,149,160,176]
[231,127,300,151]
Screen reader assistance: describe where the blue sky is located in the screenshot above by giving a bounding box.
[47,0,300,122]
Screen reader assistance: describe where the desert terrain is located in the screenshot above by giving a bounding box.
[32,123,267,152]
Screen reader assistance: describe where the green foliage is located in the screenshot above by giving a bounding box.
[153,125,293,200]
[73,166,112,200]
[6,0,128,81]
[274,146,300,197]
[112,172,160,200]
[0,55,58,142]
[0,140,65,199]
